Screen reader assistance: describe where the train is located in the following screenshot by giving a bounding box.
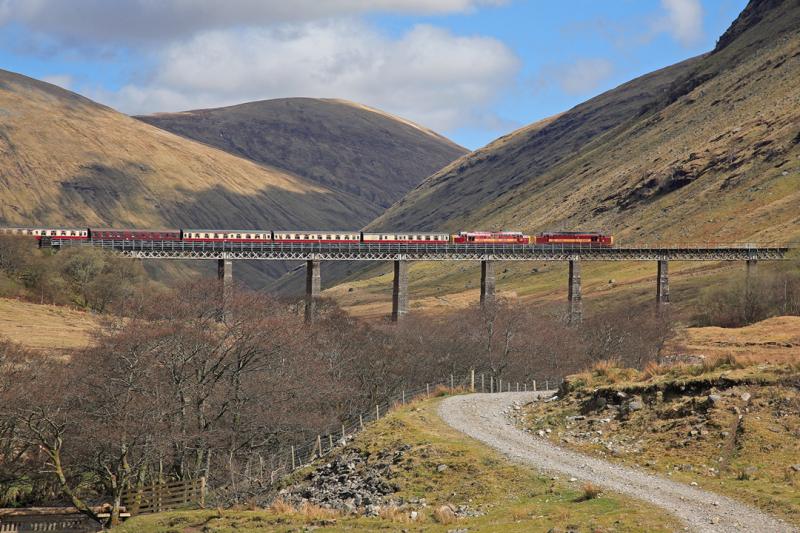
[0,227,615,247]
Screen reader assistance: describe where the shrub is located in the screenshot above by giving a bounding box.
[580,482,602,500]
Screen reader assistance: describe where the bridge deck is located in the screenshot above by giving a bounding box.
[49,239,789,261]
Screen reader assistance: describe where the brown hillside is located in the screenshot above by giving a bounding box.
[371,0,800,243]
[329,0,800,316]
[136,98,467,213]
[0,69,375,231]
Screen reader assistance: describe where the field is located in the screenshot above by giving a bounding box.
[117,394,681,532]
[666,315,800,363]
[0,298,100,352]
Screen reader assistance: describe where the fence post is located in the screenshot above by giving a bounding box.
[291,445,296,470]
[490,376,494,393]
[328,434,333,451]
[426,383,430,397]
[450,374,454,391]
[402,390,405,404]
[481,373,485,392]
[376,404,380,420]
[524,382,528,392]
[470,369,475,392]
[545,379,549,390]
[200,477,207,508]
[499,378,502,392]
[533,380,537,391]
[360,414,364,429]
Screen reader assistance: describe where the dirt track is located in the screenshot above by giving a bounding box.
[438,392,795,533]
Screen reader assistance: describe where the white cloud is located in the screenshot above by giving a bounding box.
[659,0,704,47]
[0,0,507,43]
[95,21,519,132]
[40,74,73,89]
[536,58,614,96]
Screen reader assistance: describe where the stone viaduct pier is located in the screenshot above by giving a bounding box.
[48,240,789,323]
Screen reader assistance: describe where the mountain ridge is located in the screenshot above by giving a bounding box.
[136,97,467,212]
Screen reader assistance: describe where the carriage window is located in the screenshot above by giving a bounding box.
[236,234,241,239]
[335,235,340,240]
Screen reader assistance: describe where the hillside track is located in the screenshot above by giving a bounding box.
[438,392,795,533]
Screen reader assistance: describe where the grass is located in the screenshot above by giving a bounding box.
[0,297,100,352]
[116,394,682,532]
[521,350,800,526]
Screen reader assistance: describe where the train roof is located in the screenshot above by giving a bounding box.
[90,227,180,232]
[540,231,608,235]
[184,228,271,233]
[362,231,449,235]
[274,230,361,234]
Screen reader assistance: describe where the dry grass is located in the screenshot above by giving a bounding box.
[579,482,602,501]
[665,316,800,365]
[296,502,340,520]
[0,298,100,352]
[267,498,294,515]
[432,504,457,525]
[431,384,470,397]
[378,505,422,523]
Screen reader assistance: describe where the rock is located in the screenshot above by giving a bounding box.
[569,477,577,482]
[616,391,628,401]
[711,516,720,524]
[545,428,552,434]
[628,398,644,411]
[538,430,546,437]
[741,392,752,403]
[790,464,800,472]
[690,481,698,486]
[707,394,722,406]
[410,511,419,521]
[655,391,664,403]
[437,464,449,473]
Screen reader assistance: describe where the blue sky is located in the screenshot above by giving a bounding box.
[0,0,747,149]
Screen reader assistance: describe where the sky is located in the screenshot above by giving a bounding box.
[0,0,748,150]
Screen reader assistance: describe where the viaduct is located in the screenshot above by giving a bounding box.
[48,240,790,323]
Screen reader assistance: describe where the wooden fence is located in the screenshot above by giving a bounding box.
[121,477,206,515]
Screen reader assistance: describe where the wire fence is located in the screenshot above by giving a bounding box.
[232,370,565,497]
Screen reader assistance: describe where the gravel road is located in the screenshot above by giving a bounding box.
[438,392,795,533]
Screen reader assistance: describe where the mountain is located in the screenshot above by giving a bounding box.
[136,98,467,215]
[0,70,465,286]
[0,69,374,231]
[370,0,800,244]
[327,0,800,317]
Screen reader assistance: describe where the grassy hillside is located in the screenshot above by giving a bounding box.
[324,0,800,315]
[137,98,467,213]
[0,298,99,353]
[117,395,680,532]
[519,318,800,525]
[0,69,371,231]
